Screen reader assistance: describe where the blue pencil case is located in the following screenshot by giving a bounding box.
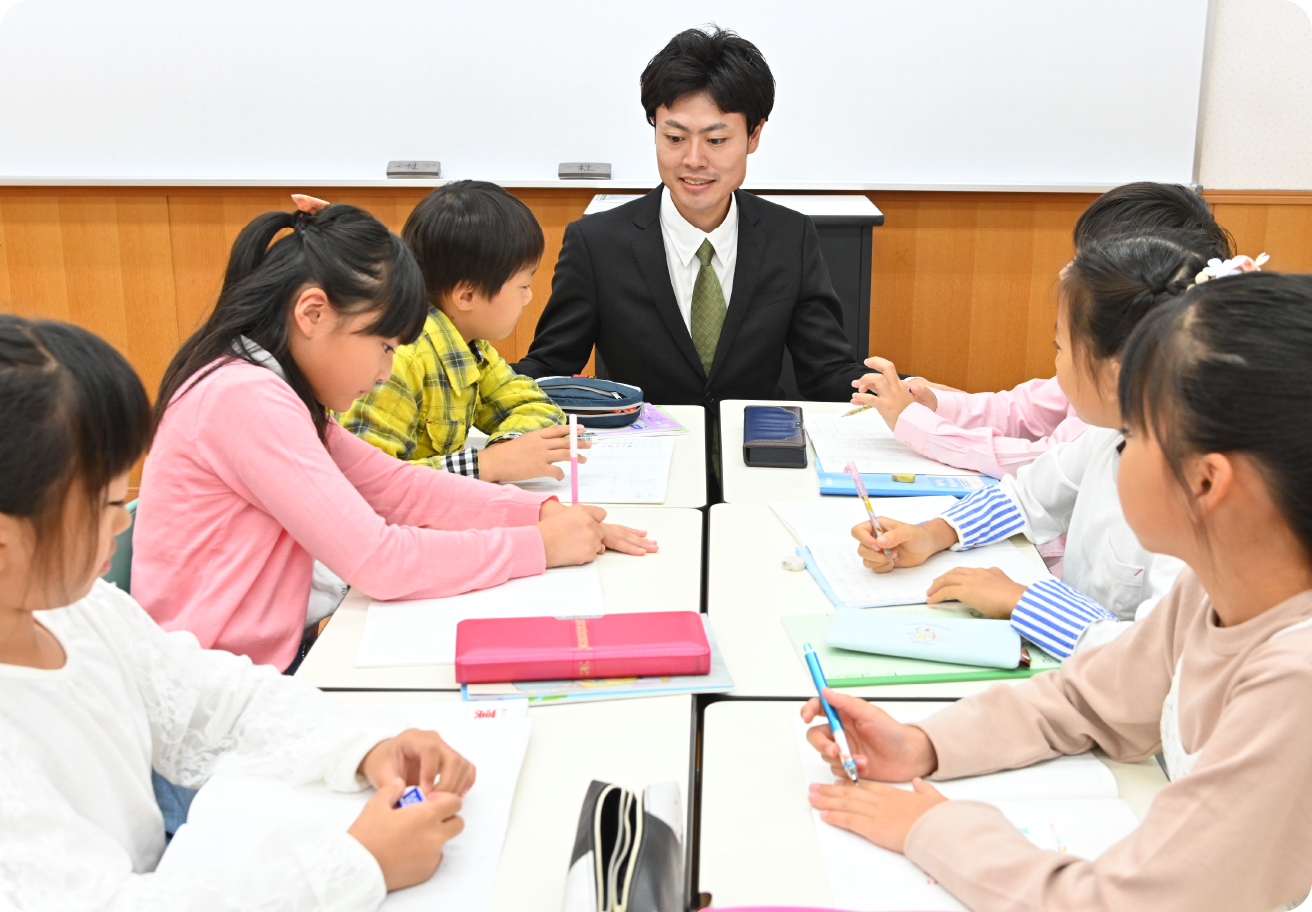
[817,467,999,498]
[825,607,1026,669]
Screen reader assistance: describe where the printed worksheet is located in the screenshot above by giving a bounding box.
[508,436,676,504]
[160,702,532,912]
[356,563,604,667]
[771,499,1053,608]
[792,711,1140,911]
[807,412,982,476]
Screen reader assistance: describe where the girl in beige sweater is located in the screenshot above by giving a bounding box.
[804,268,1312,912]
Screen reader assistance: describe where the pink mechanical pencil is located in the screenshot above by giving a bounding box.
[569,415,580,505]
[844,460,894,562]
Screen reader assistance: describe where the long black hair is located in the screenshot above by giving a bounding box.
[1061,229,1227,373]
[1120,272,1312,557]
[155,203,427,442]
[0,315,151,594]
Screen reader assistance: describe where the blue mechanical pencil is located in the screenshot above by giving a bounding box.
[803,642,859,784]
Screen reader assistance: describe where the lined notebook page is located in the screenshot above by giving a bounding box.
[507,436,676,504]
[771,499,1052,608]
[792,709,1139,911]
[807,412,982,477]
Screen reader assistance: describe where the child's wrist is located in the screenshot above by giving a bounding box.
[923,518,959,553]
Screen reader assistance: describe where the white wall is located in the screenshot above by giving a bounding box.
[1198,0,1312,189]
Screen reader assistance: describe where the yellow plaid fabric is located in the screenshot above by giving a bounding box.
[340,307,564,474]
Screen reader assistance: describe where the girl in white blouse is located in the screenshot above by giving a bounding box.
[0,315,473,911]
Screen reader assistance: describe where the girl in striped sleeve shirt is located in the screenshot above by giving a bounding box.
[853,229,1242,658]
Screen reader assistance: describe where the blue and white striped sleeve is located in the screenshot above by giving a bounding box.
[1011,578,1118,659]
[940,484,1026,550]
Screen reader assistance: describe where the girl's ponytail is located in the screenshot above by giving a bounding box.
[220,210,299,292]
[156,202,426,443]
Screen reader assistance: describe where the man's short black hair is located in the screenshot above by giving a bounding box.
[402,180,545,302]
[640,26,774,131]
[1074,182,1234,258]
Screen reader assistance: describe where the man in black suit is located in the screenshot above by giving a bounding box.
[516,27,868,414]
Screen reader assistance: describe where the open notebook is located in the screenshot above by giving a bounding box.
[158,702,532,912]
[771,497,1053,609]
[356,563,605,667]
[807,411,982,477]
[793,706,1141,912]
[507,436,676,504]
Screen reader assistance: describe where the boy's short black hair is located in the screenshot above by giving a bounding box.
[640,26,774,131]
[1074,182,1234,258]
[402,181,545,302]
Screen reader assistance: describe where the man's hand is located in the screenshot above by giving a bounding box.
[358,729,477,797]
[478,425,591,483]
[926,566,1027,619]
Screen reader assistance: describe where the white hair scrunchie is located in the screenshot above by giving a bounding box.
[1195,252,1270,284]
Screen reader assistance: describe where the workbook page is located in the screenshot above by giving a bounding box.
[771,499,1052,609]
[808,412,982,477]
[792,714,1138,911]
[356,563,604,667]
[508,437,676,504]
[160,702,531,912]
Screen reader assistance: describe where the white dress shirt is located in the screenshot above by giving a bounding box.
[659,186,738,332]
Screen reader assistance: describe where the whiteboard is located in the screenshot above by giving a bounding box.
[0,0,1209,188]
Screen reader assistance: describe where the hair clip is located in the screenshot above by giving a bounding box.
[291,194,330,215]
[1195,252,1269,284]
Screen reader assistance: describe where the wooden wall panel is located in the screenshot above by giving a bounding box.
[2,186,1311,422]
[865,192,1092,392]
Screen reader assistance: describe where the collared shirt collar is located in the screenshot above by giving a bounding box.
[659,185,738,268]
[235,335,287,380]
[429,306,486,392]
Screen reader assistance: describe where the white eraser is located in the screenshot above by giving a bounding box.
[782,551,807,572]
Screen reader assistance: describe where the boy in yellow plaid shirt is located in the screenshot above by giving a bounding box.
[342,181,589,481]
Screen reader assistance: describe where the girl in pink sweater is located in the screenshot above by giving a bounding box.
[135,201,654,671]
[851,181,1234,479]
[806,271,1312,912]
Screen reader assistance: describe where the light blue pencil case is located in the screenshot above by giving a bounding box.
[824,608,1025,669]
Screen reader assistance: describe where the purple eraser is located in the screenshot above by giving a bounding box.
[395,786,425,808]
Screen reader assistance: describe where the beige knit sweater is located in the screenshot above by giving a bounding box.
[907,569,1312,912]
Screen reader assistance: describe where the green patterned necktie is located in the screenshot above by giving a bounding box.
[690,238,727,374]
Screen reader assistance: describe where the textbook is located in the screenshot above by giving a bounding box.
[793,709,1140,911]
[783,612,1060,687]
[463,615,734,705]
[771,499,1053,610]
[159,702,531,911]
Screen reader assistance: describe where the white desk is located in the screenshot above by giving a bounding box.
[708,503,1046,700]
[296,507,704,691]
[333,692,693,912]
[719,399,852,504]
[698,700,1167,909]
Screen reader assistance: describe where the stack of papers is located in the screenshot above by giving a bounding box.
[771,498,1053,609]
[793,707,1140,911]
[159,702,533,912]
[807,411,982,477]
[508,436,676,504]
[357,563,605,668]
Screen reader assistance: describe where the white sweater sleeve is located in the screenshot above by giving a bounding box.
[0,582,405,912]
[997,428,1108,545]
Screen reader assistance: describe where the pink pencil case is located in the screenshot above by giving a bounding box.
[454,612,710,684]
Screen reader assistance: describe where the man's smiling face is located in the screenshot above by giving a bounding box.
[653,90,762,232]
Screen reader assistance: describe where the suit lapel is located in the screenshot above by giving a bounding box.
[707,190,763,385]
[630,187,706,378]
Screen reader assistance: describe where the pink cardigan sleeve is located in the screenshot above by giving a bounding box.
[891,377,1086,478]
[196,369,549,601]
